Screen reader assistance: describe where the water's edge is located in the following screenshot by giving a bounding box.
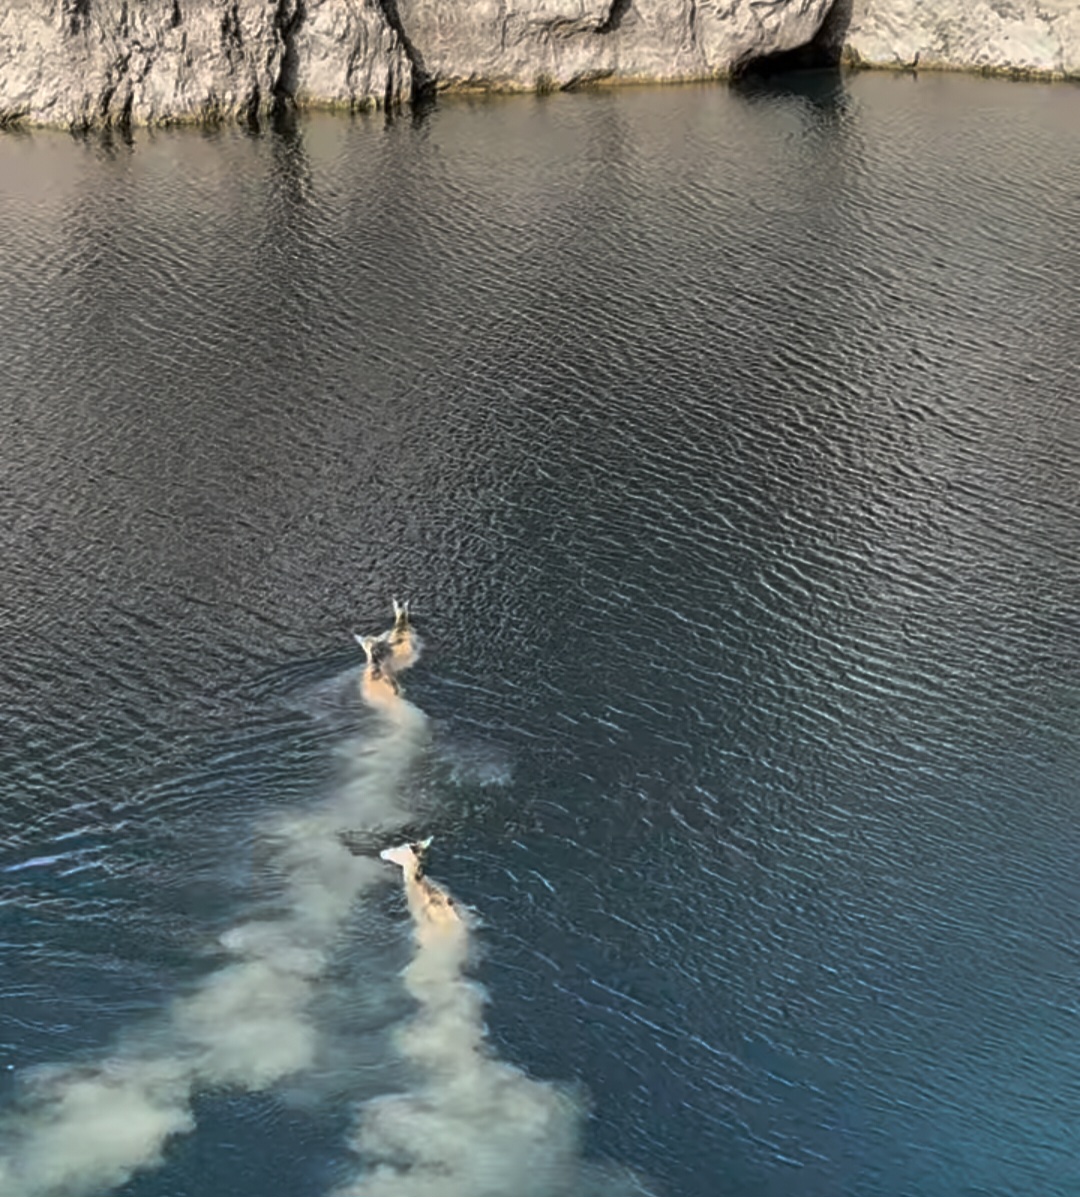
[2,0,1078,132]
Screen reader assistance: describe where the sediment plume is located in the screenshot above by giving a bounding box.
[0,620,427,1197]
[342,842,645,1197]
[0,603,643,1196]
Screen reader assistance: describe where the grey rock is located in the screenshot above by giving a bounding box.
[0,0,288,127]
[2,0,1079,129]
[0,0,838,127]
[391,0,836,92]
[291,0,412,110]
[0,0,411,127]
[842,0,1080,78]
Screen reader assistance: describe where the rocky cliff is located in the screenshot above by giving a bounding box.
[1,0,1077,129]
[841,0,1080,79]
[0,0,412,127]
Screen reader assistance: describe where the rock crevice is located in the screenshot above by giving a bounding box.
[596,0,633,35]
[373,0,431,97]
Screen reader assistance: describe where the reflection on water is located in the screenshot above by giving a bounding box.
[0,71,1078,1197]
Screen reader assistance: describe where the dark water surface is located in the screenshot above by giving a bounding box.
[1,71,1078,1197]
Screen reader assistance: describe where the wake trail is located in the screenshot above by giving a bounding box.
[0,685,428,1197]
[341,844,649,1197]
[1,599,648,1197]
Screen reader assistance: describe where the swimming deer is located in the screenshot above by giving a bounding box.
[380,838,461,934]
[383,598,421,673]
[355,633,401,708]
[353,599,421,707]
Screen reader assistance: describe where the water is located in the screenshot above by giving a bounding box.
[1,70,1078,1197]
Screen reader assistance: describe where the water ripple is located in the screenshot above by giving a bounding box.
[1,73,1078,1197]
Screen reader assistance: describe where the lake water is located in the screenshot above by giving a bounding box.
[0,70,1077,1197]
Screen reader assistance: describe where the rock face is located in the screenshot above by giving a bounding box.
[0,0,1078,128]
[841,0,1080,78]
[291,0,412,110]
[0,0,412,127]
[0,0,837,126]
[390,0,835,91]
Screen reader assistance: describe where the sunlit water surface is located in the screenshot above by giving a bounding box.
[0,71,1078,1197]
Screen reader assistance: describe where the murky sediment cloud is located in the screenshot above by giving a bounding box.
[0,611,644,1196]
[0,690,427,1197]
[339,901,644,1197]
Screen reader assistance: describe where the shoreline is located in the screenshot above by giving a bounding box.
[2,0,1078,133]
[1,59,1077,136]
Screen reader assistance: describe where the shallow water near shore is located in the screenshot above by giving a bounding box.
[1,71,1078,1197]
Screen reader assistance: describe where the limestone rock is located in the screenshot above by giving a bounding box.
[290,0,412,110]
[4,0,1080,129]
[390,0,836,92]
[0,0,410,127]
[0,0,840,127]
[0,0,287,127]
[842,0,1080,78]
